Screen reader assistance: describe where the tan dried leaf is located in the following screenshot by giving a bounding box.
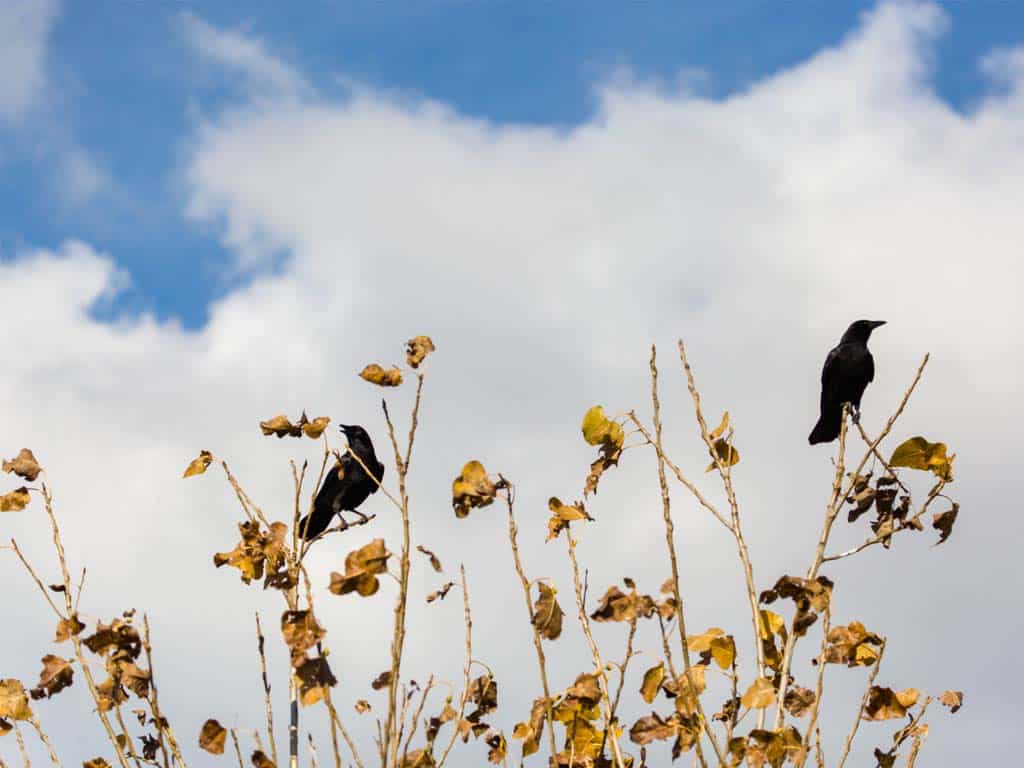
[629,712,677,745]
[640,663,665,704]
[251,751,276,768]
[280,611,326,663]
[300,415,331,439]
[3,449,41,481]
[416,545,443,573]
[199,719,227,754]
[259,414,301,438]
[452,461,497,519]
[863,686,920,721]
[83,760,112,768]
[939,690,963,713]
[546,497,591,540]
[531,582,564,641]
[0,487,30,512]
[30,655,74,700]
[359,364,403,387]
[371,671,392,691]
[0,680,32,721]
[293,656,337,706]
[932,504,959,545]
[741,678,775,710]
[55,615,86,643]
[328,539,391,597]
[354,699,371,714]
[783,685,815,717]
[406,336,436,369]
[182,450,213,478]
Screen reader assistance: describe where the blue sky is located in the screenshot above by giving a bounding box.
[2,0,1023,328]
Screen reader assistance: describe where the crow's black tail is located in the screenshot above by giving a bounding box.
[808,407,842,445]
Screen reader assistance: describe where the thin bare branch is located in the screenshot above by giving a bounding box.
[836,639,887,768]
[253,613,279,768]
[229,729,245,768]
[438,565,473,768]
[503,483,558,757]
[28,717,61,768]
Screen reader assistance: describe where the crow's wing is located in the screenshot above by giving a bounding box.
[820,346,841,408]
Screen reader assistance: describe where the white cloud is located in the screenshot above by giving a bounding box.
[0,0,58,121]
[1,3,1021,765]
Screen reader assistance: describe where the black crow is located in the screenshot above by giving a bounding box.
[809,320,887,445]
[299,424,384,540]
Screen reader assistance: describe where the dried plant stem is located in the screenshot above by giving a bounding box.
[835,639,886,768]
[27,718,60,768]
[230,729,245,768]
[796,608,831,768]
[321,690,344,768]
[327,707,365,768]
[141,616,184,768]
[289,675,299,768]
[381,373,426,768]
[253,614,279,768]
[600,619,638,759]
[308,734,320,768]
[14,722,30,768]
[677,342,766,701]
[36,485,131,768]
[503,487,557,757]
[565,534,626,768]
[902,698,932,768]
[400,676,435,762]
[438,566,473,768]
[0,751,9,768]
[113,707,142,768]
[220,461,271,528]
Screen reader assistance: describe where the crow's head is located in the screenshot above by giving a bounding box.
[842,319,886,343]
[340,424,374,452]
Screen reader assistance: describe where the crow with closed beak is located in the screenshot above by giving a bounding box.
[809,320,887,445]
[299,424,384,540]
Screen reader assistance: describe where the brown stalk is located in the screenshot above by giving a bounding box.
[142,615,184,768]
[835,639,886,768]
[400,676,435,763]
[503,483,557,757]
[649,345,721,767]
[27,717,60,768]
[308,734,320,768]
[795,607,831,768]
[253,613,279,768]
[438,565,473,768]
[38,484,132,768]
[327,707,365,768]
[902,698,932,768]
[677,341,767,715]
[565,532,626,768]
[229,729,245,768]
[14,721,30,768]
[382,371,425,768]
[600,619,638,759]
[113,706,142,768]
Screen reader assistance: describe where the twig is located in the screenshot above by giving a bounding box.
[229,730,244,768]
[308,734,320,768]
[38,484,132,768]
[903,698,932,768]
[381,374,426,768]
[220,461,271,528]
[438,566,473,768]
[7,540,62,618]
[677,341,766,717]
[14,721,30,768]
[114,706,143,768]
[502,483,557,757]
[28,717,61,768]
[823,479,947,563]
[836,639,887,768]
[400,676,435,762]
[327,707,365,768]
[600,619,638,759]
[565,533,626,768]
[253,614,279,768]
[141,616,182,768]
[796,607,831,768]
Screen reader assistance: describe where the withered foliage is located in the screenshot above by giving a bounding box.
[1,338,968,768]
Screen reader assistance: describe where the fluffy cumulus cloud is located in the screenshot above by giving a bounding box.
[1,2,1020,765]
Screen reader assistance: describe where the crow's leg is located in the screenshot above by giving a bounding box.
[351,510,370,524]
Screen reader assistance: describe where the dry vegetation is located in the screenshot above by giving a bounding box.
[1,335,964,768]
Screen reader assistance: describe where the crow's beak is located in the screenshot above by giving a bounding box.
[870,320,887,329]
[339,425,352,434]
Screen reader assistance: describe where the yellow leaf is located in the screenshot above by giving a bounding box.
[639,663,665,704]
[939,690,963,713]
[709,412,730,440]
[328,539,391,597]
[182,450,213,478]
[0,680,32,721]
[451,461,497,519]
[581,406,624,448]
[706,439,740,473]
[759,610,785,639]
[889,436,954,481]
[359,364,403,387]
[686,627,725,654]
[0,487,30,512]
[301,416,331,439]
[741,678,775,709]
[710,636,737,670]
[406,336,436,369]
